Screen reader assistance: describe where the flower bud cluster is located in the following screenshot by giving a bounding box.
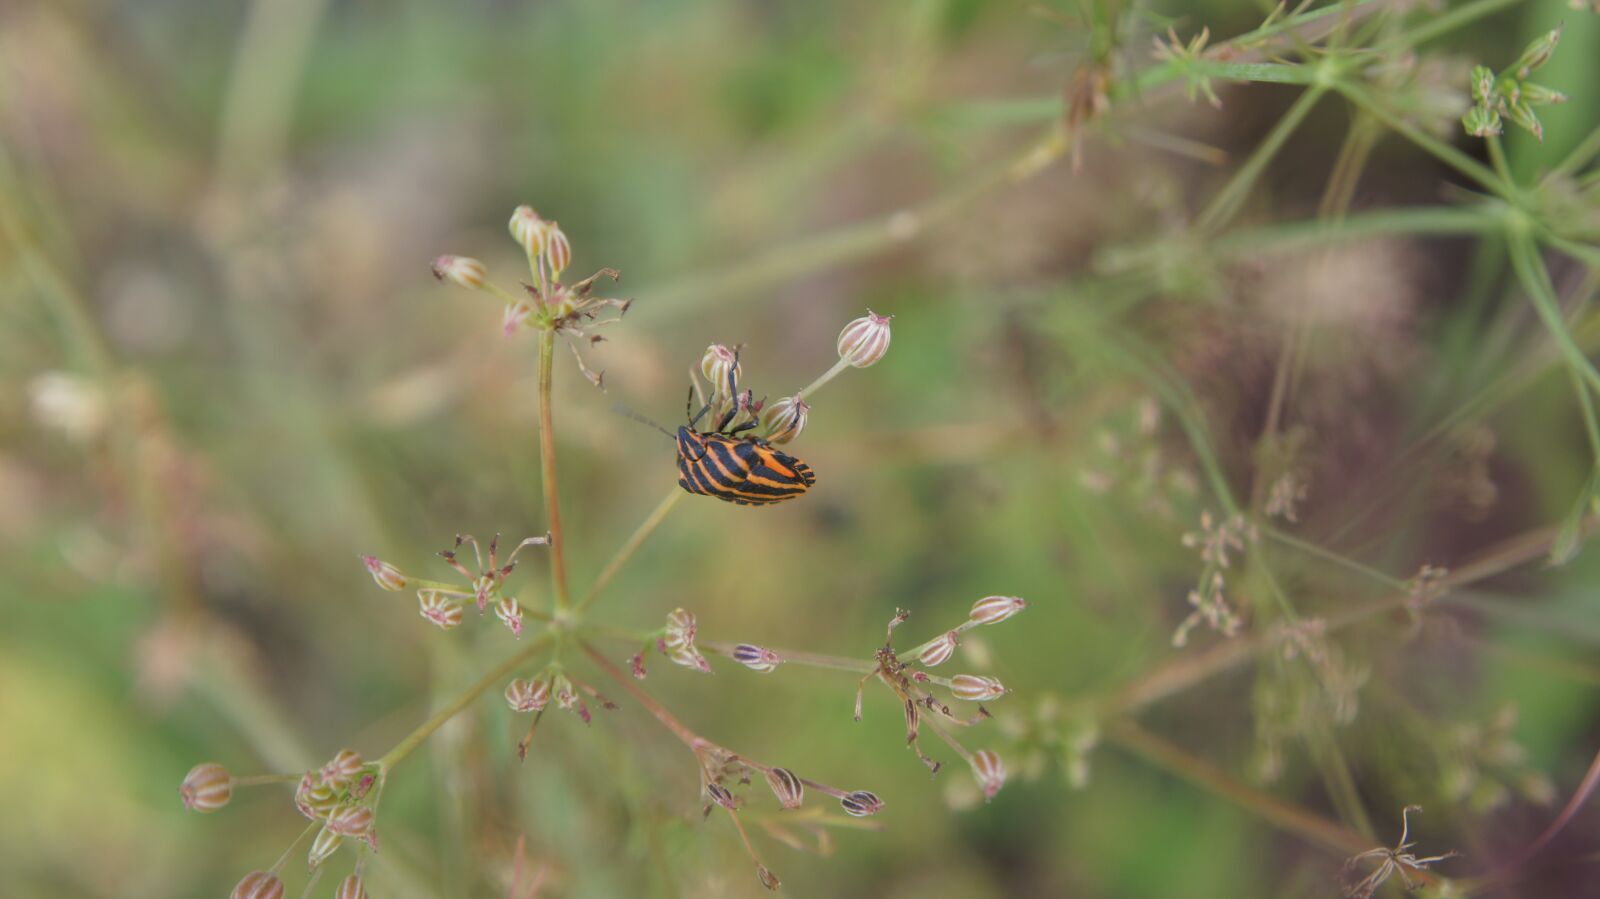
[292,748,380,867]
[1461,27,1568,140]
[362,534,548,639]
[660,607,712,673]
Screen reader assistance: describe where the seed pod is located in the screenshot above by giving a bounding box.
[295,774,340,821]
[839,790,884,817]
[700,344,740,398]
[334,875,368,899]
[836,311,892,368]
[509,205,547,256]
[732,644,782,672]
[949,674,1007,702]
[430,255,487,290]
[1512,25,1562,75]
[968,595,1026,626]
[757,865,781,891]
[971,749,1006,800]
[495,596,524,637]
[760,394,810,445]
[418,592,463,630]
[706,782,738,810]
[765,768,804,809]
[231,871,285,899]
[308,823,344,867]
[544,222,572,278]
[320,750,364,790]
[180,762,231,812]
[327,804,375,839]
[505,677,551,713]
[361,556,406,592]
[918,631,959,667]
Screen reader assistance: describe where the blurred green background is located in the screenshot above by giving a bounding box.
[4,0,1600,896]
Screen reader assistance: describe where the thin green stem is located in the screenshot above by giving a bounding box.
[1550,124,1600,180]
[1487,135,1514,187]
[1334,80,1511,200]
[1197,85,1328,234]
[798,357,853,402]
[1393,0,1524,49]
[1262,527,1411,590]
[1508,233,1600,398]
[535,329,572,613]
[576,489,684,614]
[580,640,709,751]
[232,773,303,787]
[270,820,322,875]
[377,632,555,771]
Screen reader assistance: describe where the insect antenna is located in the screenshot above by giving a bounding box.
[611,402,675,439]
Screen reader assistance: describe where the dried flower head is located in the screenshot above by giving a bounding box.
[231,871,285,899]
[765,767,805,809]
[180,762,232,812]
[706,782,739,810]
[1343,806,1456,898]
[505,677,551,713]
[495,595,524,637]
[837,311,893,368]
[662,608,712,674]
[418,591,464,630]
[971,749,1006,800]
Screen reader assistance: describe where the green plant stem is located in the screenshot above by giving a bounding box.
[1551,124,1600,180]
[535,329,572,613]
[1487,135,1515,187]
[377,632,554,771]
[1106,721,1378,858]
[1508,233,1600,398]
[798,357,854,401]
[1262,527,1411,590]
[1197,85,1327,234]
[270,820,323,875]
[1333,80,1510,199]
[579,639,710,752]
[576,489,683,614]
[1394,0,1524,49]
[701,641,876,674]
[233,773,304,787]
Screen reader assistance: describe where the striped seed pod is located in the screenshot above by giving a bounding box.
[327,804,375,839]
[918,631,959,667]
[700,344,740,399]
[765,768,804,809]
[180,762,231,813]
[732,644,782,673]
[308,824,344,867]
[334,875,368,899]
[509,206,546,256]
[760,394,810,445]
[839,790,883,817]
[320,750,364,790]
[971,749,1006,800]
[969,595,1026,626]
[430,255,487,291]
[361,556,406,592]
[949,674,1007,702]
[543,222,572,279]
[231,871,285,899]
[706,782,738,810]
[836,311,892,368]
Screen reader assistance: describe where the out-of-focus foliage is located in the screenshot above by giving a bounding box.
[4,0,1600,896]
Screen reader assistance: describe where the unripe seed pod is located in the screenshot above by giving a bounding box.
[758,865,781,891]
[836,311,892,368]
[700,344,740,397]
[320,750,364,790]
[308,824,344,867]
[732,644,782,673]
[231,871,285,899]
[495,596,524,637]
[334,875,368,899]
[295,774,340,820]
[180,762,231,812]
[361,556,406,592]
[918,631,959,667]
[430,255,487,290]
[509,206,546,256]
[327,804,375,838]
[971,749,1006,800]
[544,222,572,278]
[418,592,463,630]
[949,674,1007,702]
[505,677,551,713]
[840,790,884,817]
[761,394,810,445]
[969,595,1026,626]
[765,767,804,809]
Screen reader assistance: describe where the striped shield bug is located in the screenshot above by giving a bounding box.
[675,386,816,506]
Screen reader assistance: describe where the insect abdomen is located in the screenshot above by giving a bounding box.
[676,429,814,505]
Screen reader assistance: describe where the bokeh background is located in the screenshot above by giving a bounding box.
[4,0,1600,896]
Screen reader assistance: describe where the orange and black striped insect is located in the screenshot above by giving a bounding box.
[614,352,817,505]
[673,367,815,506]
